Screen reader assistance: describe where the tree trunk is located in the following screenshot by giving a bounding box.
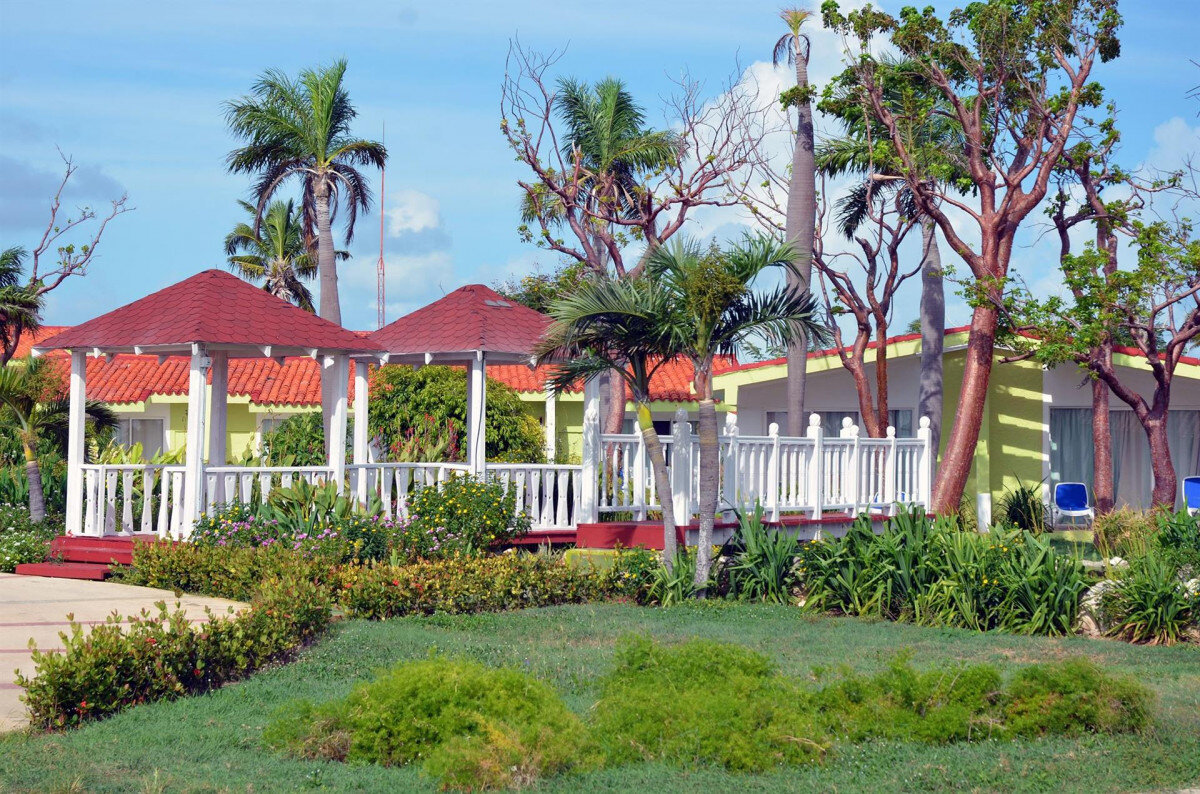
[874,321,889,434]
[931,302,998,514]
[1145,413,1177,509]
[916,218,944,463]
[693,398,720,597]
[637,403,677,571]
[315,185,340,455]
[604,371,626,435]
[1091,348,1115,515]
[23,442,45,523]
[784,52,816,437]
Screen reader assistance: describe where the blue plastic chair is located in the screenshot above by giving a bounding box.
[1051,482,1094,527]
[1183,476,1200,516]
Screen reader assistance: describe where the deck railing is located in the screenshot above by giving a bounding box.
[75,413,929,538]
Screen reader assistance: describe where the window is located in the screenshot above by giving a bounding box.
[116,418,164,459]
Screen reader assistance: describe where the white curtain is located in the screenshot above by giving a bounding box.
[1049,408,1200,509]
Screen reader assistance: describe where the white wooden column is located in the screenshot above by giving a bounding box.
[466,352,486,475]
[543,388,557,461]
[326,354,350,493]
[65,350,87,535]
[181,343,210,537]
[208,352,228,506]
[578,377,602,523]
[353,359,371,504]
[670,407,694,524]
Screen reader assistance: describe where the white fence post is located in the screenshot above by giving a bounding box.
[578,380,601,523]
[845,420,860,515]
[632,427,648,521]
[721,412,739,514]
[670,408,693,524]
[885,425,898,515]
[917,416,932,510]
[65,350,87,536]
[767,422,781,522]
[807,414,823,520]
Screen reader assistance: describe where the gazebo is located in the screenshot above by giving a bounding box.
[368,284,552,474]
[33,270,385,537]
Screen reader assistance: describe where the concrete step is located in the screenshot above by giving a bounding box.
[14,562,113,581]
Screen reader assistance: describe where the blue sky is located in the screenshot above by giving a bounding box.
[1,0,1196,334]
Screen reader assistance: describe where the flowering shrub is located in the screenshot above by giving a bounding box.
[192,503,403,563]
[337,552,624,619]
[405,475,530,558]
[17,575,332,730]
[0,503,59,572]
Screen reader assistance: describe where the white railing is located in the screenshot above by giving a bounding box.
[490,463,582,531]
[586,411,932,522]
[81,463,186,537]
[347,462,470,521]
[204,465,334,512]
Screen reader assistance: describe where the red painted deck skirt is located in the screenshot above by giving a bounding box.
[573,513,893,550]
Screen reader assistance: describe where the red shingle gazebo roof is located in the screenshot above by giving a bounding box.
[33,269,384,358]
[368,284,550,364]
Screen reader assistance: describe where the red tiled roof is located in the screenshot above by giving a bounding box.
[17,326,713,405]
[369,284,550,361]
[34,270,382,355]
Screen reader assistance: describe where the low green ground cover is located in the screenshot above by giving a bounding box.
[3,604,1198,793]
[0,503,59,571]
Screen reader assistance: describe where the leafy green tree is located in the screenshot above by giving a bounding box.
[0,357,116,521]
[536,275,685,566]
[822,0,1122,513]
[225,199,346,312]
[816,55,965,450]
[774,8,819,437]
[494,261,590,314]
[0,248,42,362]
[648,234,826,594]
[225,59,386,326]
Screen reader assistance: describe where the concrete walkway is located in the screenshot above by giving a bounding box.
[0,573,244,732]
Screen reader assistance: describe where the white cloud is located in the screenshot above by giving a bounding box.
[385,188,442,236]
[1143,117,1200,172]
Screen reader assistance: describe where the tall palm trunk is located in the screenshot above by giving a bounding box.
[637,403,678,570]
[22,439,45,523]
[315,183,341,456]
[785,52,816,437]
[693,397,719,597]
[1091,344,1114,514]
[916,218,944,462]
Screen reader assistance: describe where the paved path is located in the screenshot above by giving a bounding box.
[0,573,244,732]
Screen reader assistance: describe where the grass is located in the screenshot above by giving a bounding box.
[2,603,1198,793]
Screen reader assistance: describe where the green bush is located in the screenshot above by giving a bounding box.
[369,365,544,463]
[259,412,332,466]
[405,475,531,558]
[1154,510,1200,572]
[797,508,1087,635]
[0,455,67,514]
[336,552,616,619]
[725,504,800,604]
[1002,657,1151,736]
[122,542,336,602]
[265,658,593,790]
[996,481,1046,532]
[1105,551,1198,645]
[17,575,332,730]
[1094,507,1157,559]
[591,636,829,772]
[0,503,60,571]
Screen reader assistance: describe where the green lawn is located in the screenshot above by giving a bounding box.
[2,603,1198,793]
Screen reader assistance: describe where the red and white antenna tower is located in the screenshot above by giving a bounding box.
[376,123,386,330]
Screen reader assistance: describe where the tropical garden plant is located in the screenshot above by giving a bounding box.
[0,357,115,521]
[0,246,42,361]
[646,233,826,593]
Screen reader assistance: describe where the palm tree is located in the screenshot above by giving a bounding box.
[224,199,348,312]
[815,58,966,457]
[0,357,116,521]
[647,234,827,595]
[225,59,386,326]
[535,276,685,567]
[0,247,42,366]
[523,77,679,437]
[774,8,818,437]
